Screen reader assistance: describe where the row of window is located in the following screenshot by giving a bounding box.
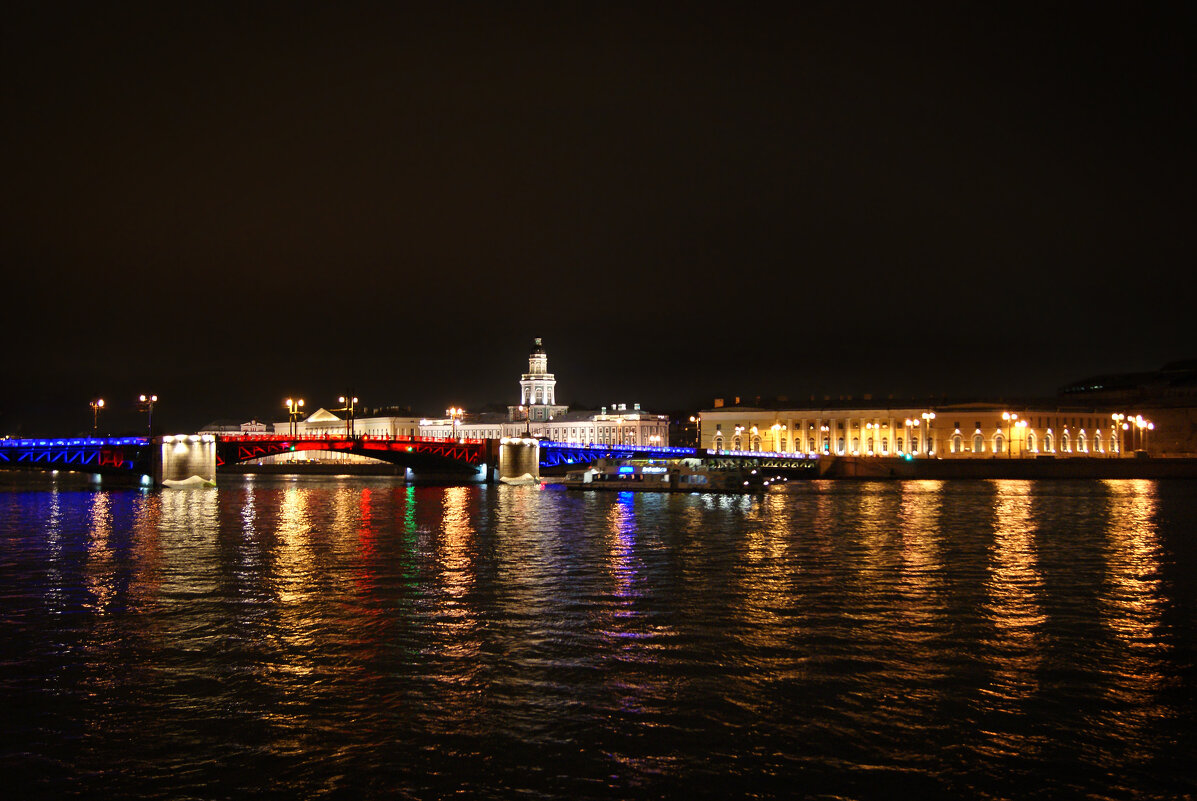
[950,430,1119,454]
[711,428,1126,457]
[712,435,920,456]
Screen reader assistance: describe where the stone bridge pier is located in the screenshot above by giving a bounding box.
[498,437,540,482]
[155,435,217,485]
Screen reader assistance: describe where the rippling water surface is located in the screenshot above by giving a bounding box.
[1,476,1194,799]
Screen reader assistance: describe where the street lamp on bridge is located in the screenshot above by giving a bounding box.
[285,398,305,438]
[138,394,157,437]
[447,407,464,440]
[339,395,359,438]
[90,398,104,435]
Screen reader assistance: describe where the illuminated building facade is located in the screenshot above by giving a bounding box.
[509,337,568,422]
[699,402,1153,458]
[421,338,671,447]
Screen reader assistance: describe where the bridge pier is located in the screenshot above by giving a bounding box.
[498,437,540,483]
[155,435,217,486]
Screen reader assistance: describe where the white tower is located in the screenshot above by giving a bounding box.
[511,338,569,422]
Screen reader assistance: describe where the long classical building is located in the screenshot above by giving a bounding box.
[419,338,671,447]
[699,400,1153,458]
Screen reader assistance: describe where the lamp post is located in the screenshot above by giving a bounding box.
[1131,415,1153,454]
[447,407,464,440]
[339,395,359,438]
[138,394,157,437]
[1002,412,1018,458]
[689,415,702,448]
[1111,413,1125,456]
[820,424,830,454]
[904,418,920,456]
[90,398,105,435]
[285,398,305,438]
[734,425,745,451]
[921,412,936,456]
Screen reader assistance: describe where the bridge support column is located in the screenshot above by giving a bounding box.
[155,435,217,486]
[498,437,540,483]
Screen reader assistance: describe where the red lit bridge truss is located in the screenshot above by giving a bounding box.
[216,435,492,471]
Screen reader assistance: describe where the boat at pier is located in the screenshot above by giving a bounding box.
[561,458,772,493]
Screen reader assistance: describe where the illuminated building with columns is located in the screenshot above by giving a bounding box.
[698,401,1153,458]
[420,338,671,447]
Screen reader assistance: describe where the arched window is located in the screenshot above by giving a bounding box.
[822,437,830,453]
[1111,433,1120,453]
[880,438,889,455]
[1093,432,1103,453]
[866,436,874,454]
[779,436,788,452]
[993,433,1005,454]
[809,437,816,453]
[1026,431,1037,452]
[1045,432,1054,452]
[973,434,984,453]
[1062,432,1071,453]
[951,433,963,453]
[732,436,741,450]
[897,436,904,454]
[714,436,724,451]
[1077,432,1087,453]
[751,436,761,452]
[837,437,845,454]
[851,436,860,453]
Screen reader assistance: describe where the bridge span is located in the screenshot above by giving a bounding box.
[1,434,819,485]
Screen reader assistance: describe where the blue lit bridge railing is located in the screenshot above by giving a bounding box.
[0,437,151,473]
[537,441,819,469]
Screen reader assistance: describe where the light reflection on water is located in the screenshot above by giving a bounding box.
[0,476,1194,800]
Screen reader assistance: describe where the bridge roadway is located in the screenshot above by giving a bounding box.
[0,434,819,482]
[218,434,491,472]
[537,441,819,474]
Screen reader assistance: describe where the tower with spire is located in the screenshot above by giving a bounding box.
[509,337,569,422]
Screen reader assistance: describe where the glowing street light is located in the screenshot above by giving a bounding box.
[138,394,157,437]
[689,415,702,448]
[922,412,936,456]
[1131,414,1154,454]
[1002,411,1018,458]
[90,398,105,434]
[285,398,305,438]
[339,395,359,438]
[904,418,920,456]
[447,407,464,440]
[771,422,787,453]
[1111,413,1125,456]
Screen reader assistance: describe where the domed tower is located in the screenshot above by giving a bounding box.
[510,338,569,422]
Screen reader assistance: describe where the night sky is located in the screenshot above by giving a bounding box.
[3,4,1194,435]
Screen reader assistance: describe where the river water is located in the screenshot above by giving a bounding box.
[1,475,1194,800]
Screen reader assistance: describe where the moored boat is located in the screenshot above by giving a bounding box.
[561,458,771,493]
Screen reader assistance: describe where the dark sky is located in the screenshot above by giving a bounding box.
[3,3,1194,435]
